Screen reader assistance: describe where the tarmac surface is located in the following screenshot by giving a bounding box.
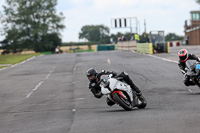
[1,46,200,133]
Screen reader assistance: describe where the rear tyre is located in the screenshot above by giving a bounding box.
[137,95,147,109]
[112,92,132,111]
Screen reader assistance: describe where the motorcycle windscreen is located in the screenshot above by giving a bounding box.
[195,64,200,75]
[186,60,196,71]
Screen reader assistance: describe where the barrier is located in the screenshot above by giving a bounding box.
[167,43,170,53]
[117,40,137,51]
[168,41,181,47]
[97,45,115,51]
[0,49,3,55]
[60,45,97,53]
[136,43,153,54]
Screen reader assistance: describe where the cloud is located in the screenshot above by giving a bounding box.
[0,0,200,42]
[92,0,139,9]
[0,0,5,11]
[55,0,200,42]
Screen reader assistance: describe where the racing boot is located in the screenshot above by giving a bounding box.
[127,79,142,98]
[184,75,195,86]
[119,71,142,96]
[131,92,139,107]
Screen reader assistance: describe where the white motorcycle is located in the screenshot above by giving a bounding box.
[100,74,147,111]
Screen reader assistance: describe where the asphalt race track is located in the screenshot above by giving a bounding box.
[1,46,200,133]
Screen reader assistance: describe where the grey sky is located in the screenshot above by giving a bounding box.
[0,0,200,42]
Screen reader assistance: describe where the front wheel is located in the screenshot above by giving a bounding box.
[137,95,147,109]
[112,92,132,111]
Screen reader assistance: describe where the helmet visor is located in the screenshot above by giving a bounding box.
[179,55,187,61]
[88,75,95,81]
[178,49,188,62]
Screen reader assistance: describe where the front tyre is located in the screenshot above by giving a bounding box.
[137,95,147,109]
[112,92,132,111]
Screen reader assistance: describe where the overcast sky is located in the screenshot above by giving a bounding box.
[0,0,200,42]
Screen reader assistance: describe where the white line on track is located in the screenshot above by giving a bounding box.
[25,69,54,98]
[147,54,178,64]
[131,51,195,94]
[74,98,85,100]
[131,50,178,64]
[107,58,111,64]
[0,55,43,72]
[73,65,77,72]
[188,89,195,94]
[11,56,36,68]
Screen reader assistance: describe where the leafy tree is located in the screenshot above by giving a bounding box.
[1,0,65,52]
[110,32,123,43]
[165,33,184,42]
[35,33,62,52]
[79,25,110,44]
[196,0,200,4]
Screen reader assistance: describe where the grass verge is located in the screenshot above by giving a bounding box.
[77,49,95,52]
[0,53,41,65]
[0,66,7,69]
[68,49,95,53]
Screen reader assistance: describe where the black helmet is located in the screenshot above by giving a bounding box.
[86,68,97,82]
[178,49,189,62]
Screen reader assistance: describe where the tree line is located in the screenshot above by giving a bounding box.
[0,0,184,54]
[0,0,65,54]
[78,25,184,44]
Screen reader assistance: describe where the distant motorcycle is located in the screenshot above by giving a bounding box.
[99,74,147,111]
[185,60,200,87]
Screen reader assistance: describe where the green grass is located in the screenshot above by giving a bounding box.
[0,53,41,65]
[77,49,94,52]
[68,49,95,53]
[40,51,52,55]
[0,66,7,69]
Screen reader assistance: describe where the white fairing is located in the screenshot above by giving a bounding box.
[101,86,110,94]
[101,76,133,101]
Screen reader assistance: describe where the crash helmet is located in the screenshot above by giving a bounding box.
[178,49,189,62]
[86,68,97,82]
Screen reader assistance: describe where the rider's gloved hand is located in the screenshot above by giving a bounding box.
[136,92,142,97]
[111,71,118,77]
[181,70,186,74]
[184,73,188,78]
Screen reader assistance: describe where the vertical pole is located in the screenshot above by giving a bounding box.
[144,19,146,33]
[114,19,117,28]
[130,18,132,33]
[136,18,138,34]
[138,20,140,35]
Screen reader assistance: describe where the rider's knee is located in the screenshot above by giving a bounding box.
[106,98,115,106]
[184,79,190,86]
[120,71,129,78]
[184,82,190,86]
[123,71,128,76]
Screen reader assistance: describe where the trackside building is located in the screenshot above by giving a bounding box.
[184,11,200,45]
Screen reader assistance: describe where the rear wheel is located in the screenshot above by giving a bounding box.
[112,92,132,111]
[137,95,147,109]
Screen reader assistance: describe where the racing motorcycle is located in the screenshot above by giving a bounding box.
[185,60,200,87]
[99,74,147,111]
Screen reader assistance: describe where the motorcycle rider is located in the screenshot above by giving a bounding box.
[178,49,200,86]
[86,68,142,106]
